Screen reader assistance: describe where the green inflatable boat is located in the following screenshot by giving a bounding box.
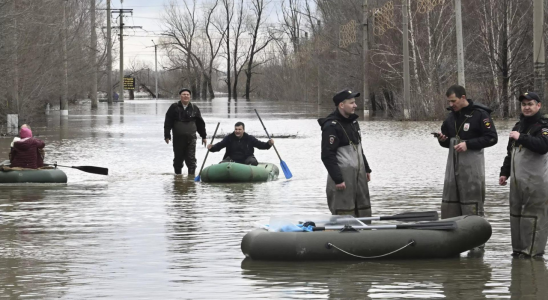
[241,215,492,260]
[200,162,279,183]
[0,161,67,184]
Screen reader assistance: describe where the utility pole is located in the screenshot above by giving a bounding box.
[13,0,18,115]
[362,0,370,118]
[534,0,545,106]
[317,20,321,109]
[402,0,410,119]
[91,0,98,109]
[61,0,69,116]
[152,40,158,99]
[119,11,125,103]
[110,9,141,103]
[455,0,465,87]
[106,0,113,104]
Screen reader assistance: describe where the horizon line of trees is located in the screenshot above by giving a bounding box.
[1,0,548,123]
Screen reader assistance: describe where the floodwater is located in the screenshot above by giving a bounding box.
[0,98,545,299]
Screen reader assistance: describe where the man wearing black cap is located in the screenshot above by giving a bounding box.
[317,89,372,217]
[164,88,207,175]
[499,91,548,258]
[435,85,498,220]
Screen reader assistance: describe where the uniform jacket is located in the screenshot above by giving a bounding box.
[439,99,498,150]
[500,112,548,177]
[318,109,371,184]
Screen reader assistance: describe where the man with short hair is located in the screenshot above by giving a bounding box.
[164,88,207,175]
[318,89,372,217]
[207,122,274,166]
[499,92,548,258]
[436,85,498,219]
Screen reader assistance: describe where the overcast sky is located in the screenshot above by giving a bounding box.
[108,0,286,72]
[108,0,168,69]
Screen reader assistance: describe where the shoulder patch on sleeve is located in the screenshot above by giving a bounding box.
[329,135,336,144]
[483,118,492,129]
[542,128,548,136]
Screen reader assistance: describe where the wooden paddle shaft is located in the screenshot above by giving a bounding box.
[198,122,220,176]
[254,109,282,161]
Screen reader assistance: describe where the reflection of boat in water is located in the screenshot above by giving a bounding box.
[242,215,492,260]
[241,256,493,299]
[0,161,67,184]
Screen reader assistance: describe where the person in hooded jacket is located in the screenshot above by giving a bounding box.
[435,85,498,219]
[207,122,274,165]
[10,127,45,169]
[318,89,372,217]
[499,92,548,258]
[164,88,207,175]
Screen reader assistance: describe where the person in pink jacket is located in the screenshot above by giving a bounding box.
[10,127,45,169]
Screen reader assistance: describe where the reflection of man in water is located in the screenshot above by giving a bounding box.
[207,122,273,166]
[510,258,548,298]
[164,88,207,175]
[499,92,548,258]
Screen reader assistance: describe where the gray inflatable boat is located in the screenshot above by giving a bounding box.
[241,215,491,260]
[0,160,67,184]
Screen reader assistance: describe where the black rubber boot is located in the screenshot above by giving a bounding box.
[188,169,195,175]
[174,167,182,175]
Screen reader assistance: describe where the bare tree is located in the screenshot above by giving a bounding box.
[244,0,275,100]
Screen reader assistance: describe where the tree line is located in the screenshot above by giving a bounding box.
[0,0,546,123]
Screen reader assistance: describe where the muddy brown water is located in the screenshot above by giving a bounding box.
[0,99,544,299]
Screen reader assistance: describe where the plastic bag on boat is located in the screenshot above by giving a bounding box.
[268,216,314,232]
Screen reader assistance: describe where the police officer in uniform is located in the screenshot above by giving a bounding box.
[164,88,207,175]
[436,85,498,219]
[499,92,548,258]
[318,89,372,217]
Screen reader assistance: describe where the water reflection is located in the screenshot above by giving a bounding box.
[509,258,548,299]
[241,257,493,299]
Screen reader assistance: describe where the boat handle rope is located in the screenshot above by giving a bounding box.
[326,239,416,259]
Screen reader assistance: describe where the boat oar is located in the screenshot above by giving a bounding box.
[347,211,439,222]
[195,122,220,182]
[50,163,108,175]
[312,221,457,231]
[299,211,439,226]
[254,109,292,179]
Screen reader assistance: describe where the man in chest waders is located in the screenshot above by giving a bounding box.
[499,92,548,258]
[318,89,372,217]
[436,85,498,219]
[164,88,207,175]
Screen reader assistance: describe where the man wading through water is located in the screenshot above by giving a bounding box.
[318,89,372,217]
[164,88,207,175]
[499,92,548,258]
[436,85,498,219]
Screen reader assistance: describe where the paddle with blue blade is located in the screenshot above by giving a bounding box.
[195,122,220,182]
[254,109,292,179]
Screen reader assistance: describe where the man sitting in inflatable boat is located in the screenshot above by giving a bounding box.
[207,122,274,166]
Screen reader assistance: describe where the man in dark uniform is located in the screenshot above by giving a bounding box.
[436,85,498,219]
[499,92,548,258]
[207,121,274,165]
[318,89,372,217]
[164,88,207,175]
